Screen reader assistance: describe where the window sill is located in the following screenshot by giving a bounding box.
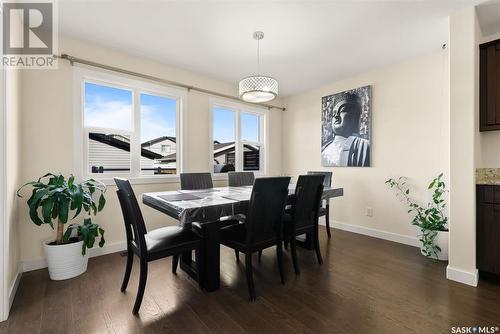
[88,175,181,186]
[88,172,265,187]
[211,173,228,181]
[211,171,264,181]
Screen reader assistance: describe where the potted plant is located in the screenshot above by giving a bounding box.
[18,173,107,280]
[385,173,448,260]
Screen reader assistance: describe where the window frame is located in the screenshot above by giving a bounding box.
[74,66,187,185]
[209,98,269,179]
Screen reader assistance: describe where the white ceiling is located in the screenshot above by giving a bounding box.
[477,0,500,37]
[59,0,483,96]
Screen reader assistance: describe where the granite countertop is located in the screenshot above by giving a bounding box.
[476,168,500,185]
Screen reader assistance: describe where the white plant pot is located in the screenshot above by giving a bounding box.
[44,240,89,280]
[420,230,449,261]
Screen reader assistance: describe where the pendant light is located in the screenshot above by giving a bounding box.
[239,31,278,103]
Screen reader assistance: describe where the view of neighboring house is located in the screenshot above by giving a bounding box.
[89,135,259,174]
[212,141,260,173]
[88,133,167,175]
[141,136,177,157]
[141,136,177,174]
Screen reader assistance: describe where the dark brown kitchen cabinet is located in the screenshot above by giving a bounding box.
[476,185,500,277]
[480,39,500,131]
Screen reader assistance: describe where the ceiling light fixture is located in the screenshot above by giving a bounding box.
[239,31,278,103]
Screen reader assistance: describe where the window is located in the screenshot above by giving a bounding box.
[76,68,185,180]
[140,93,177,175]
[85,82,133,175]
[210,99,267,174]
[161,145,170,153]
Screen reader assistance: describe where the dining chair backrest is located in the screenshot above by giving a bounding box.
[307,171,332,188]
[115,178,148,255]
[292,175,325,230]
[180,172,214,190]
[245,177,291,245]
[228,171,255,187]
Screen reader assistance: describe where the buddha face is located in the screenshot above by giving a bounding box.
[331,100,361,138]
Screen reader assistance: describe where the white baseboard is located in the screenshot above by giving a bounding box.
[446,266,479,287]
[22,241,127,273]
[323,219,420,248]
[88,241,127,258]
[22,257,47,272]
[8,263,22,309]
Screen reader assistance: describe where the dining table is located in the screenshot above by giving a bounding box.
[143,184,344,292]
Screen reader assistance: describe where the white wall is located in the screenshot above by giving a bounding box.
[447,7,479,286]
[18,36,283,266]
[282,50,450,243]
[4,68,22,314]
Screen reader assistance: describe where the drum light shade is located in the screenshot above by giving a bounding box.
[239,31,279,104]
[239,75,279,103]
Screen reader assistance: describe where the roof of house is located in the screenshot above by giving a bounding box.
[159,141,258,163]
[141,136,176,147]
[89,133,163,160]
[213,142,235,155]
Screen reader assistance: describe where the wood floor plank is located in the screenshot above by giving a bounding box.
[3,226,500,334]
[39,278,74,334]
[5,269,48,334]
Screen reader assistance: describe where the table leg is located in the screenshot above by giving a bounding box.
[296,233,314,250]
[180,251,197,282]
[198,220,220,291]
[179,220,220,292]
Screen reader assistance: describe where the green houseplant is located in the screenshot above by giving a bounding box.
[18,173,107,279]
[385,173,448,260]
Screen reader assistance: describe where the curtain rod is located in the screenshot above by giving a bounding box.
[55,54,286,111]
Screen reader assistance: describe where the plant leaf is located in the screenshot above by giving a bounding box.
[98,228,105,248]
[98,193,106,212]
[41,197,55,225]
[63,225,73,242]
[58,197,69,224]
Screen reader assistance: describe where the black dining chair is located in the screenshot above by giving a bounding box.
[284,174,325,274]
[180,172,213,190]
[228,171,255,187]
[220,177,291,301]
[307,171,333,238]
[114,178,202,314]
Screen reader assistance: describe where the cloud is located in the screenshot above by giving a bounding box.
[85,96,132,131]
[140,105,176,142]
[84,96,176,142]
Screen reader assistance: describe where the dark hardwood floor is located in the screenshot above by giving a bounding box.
[2,227,500,334]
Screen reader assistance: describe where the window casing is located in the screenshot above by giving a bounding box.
[74,67,186,183]
[209,98,268,176]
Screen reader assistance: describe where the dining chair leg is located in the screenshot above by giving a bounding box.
[172,255,179,274]
[121,248,133,292]
[245,253,256,301]
[258,250,263,261]
[276,242,285,284]
[132,259,148,315]
[234,250,239,262]
[314,227,323,265]
[290,235,300,275]
[326,203,331,239]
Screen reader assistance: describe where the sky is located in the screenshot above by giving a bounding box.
[85,82,260,144]
[213,108,259,143]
